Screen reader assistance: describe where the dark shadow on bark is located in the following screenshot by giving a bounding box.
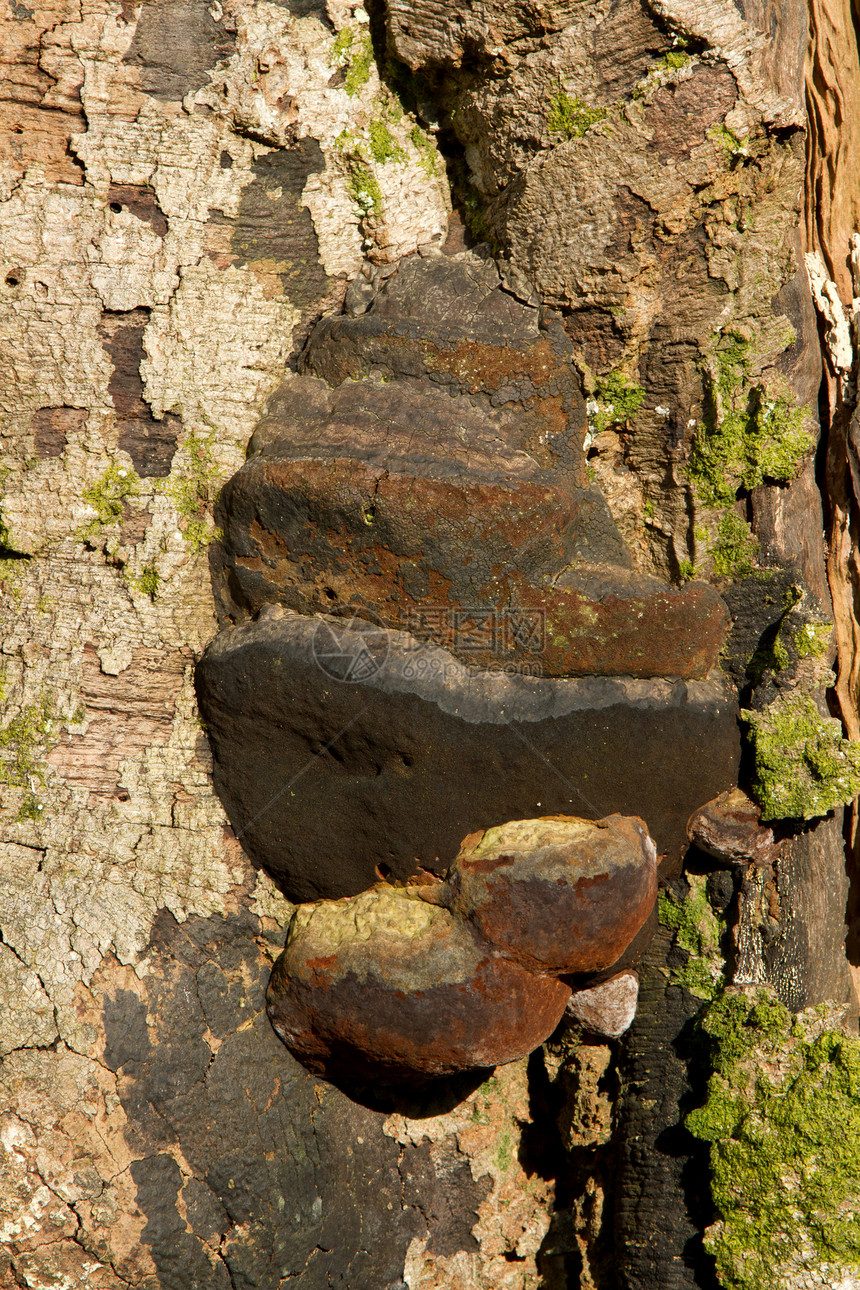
[311,1066,491,1117]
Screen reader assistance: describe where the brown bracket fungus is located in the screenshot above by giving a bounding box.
[212,256,729,681]
[687,787,781,868]
[436,814,657,974]
[266,814,658,1081]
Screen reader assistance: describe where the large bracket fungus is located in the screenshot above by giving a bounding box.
[266,815,658,1081]
[196,251,740,1079]
[212,255,729,680]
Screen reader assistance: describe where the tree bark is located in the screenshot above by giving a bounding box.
[2,1,860,1288]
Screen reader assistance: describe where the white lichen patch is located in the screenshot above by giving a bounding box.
[0,942,58,1056]
[139,260,296,438]
[190,0,450,276]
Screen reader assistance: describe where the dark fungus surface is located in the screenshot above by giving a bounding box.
[213,254,730,680]
[195,610,741,900]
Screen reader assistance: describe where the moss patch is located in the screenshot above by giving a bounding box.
[547,86,608,140]
[0,692,58,822]
[80,463,139,538]
[709,511,758,579]
[708,123,748,159]
[335,130,384,218]
[742,691,860,821]
[347,162,382,217]
[163,432,221,555]
[369,118,406,165]
[329,28,375,97]
[346,33,374,96]
[687,989,860,1290]
[688,335,812,509]
[408,124,438,176]
[589,370,645,433]
[793,620,831,659]
[743,584,800,684]
[135,564,160,601]
[659,875,725,999]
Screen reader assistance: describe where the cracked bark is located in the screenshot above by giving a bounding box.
[2,0,860,1288]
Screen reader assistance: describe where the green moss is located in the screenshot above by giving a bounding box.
[0,483,29,595]
[335,130,384,217]
[547,86,608,140]
[687,990,860,1290]
[770,631,790,671]
[742,692,860,821]
[743,585,803,683]
[678,558,700,583]
[688,335,813,510]
[348,163,383,216]
[164,432,221,556]
[708,123,747,157]
[345,32,374,96]
[662,50,690,69]
[328,26,374,96]
[590,370,645,433]
[330,27,354,65]
[470,1073,502,1125]
[0,557,25,600]
[710,511,758,578]
[369,118,406,165]
[659,876,725,999]
[496,1130,512,1172]
[695,989,793,1076]
[80,464,139,538]
[793,621,831,659]
[409,123,438,176]
[0,692,57,822]
[135,564,160,601]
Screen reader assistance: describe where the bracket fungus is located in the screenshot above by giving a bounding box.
[213,256,728,682]
[687,787,781,868]
[266,813,658,1080]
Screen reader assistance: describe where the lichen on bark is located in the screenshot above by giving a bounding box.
[742,690,860,821]
[688,989,860,1290]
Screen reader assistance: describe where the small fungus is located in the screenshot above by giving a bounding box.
[266,814,658,1081]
